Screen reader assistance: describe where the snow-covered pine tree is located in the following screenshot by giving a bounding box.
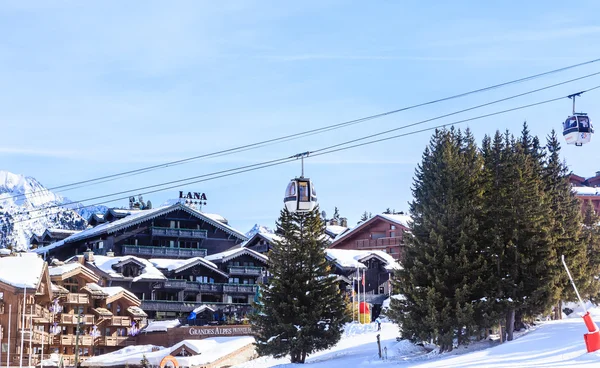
[389,127,488,352]
[250,206,350,363]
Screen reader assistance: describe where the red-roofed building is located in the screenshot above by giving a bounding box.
[569,172,600,215]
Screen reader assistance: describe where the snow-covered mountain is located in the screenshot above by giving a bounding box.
[245,223,275,238]
[0,170,107,250]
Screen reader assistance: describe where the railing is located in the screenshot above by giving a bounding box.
[356,236,403,248]
[65,293,90,304]
[61,355,90,366]
[103,336,130,346]
[159,280,257,294]
[151,226,208,239]
[228,266,263,276]
[110,316,131,326]
[60,334,93,346]
[141,300,251,313]
[26,304,52,322]
[60,314,95,325]
[19,329,52,344]
[122,245,207,258]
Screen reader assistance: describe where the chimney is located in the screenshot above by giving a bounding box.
[596,171,600,177]
[106,249,115,257]
[340,217,348,227]
[84,248,94,262]
[329,218,339,226]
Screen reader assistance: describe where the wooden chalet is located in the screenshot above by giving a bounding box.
[30,228,82,249]
[33,202,248,262]
[569,172,600,215]
[328,213,411,261]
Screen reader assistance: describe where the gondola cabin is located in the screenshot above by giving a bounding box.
[284,178,317,213]
[563,113,594,146]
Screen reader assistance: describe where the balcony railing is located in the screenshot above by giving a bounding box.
[26,304,52,322]
[60,314,94,325]
[65,293,90,304]
[122,245,207,258]
[140,300,251,313]
[60,335,93,346]
[19,329,52,344]
[110,316,131,327]
[151,226,208,239]
[103,336,130,346]
[228,266,263,276]
[355,236,403,248]
[159,280,257,294]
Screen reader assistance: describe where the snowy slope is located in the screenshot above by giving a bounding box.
[246,223,275,238]
[0,170,106,250]
[233,307,600,367]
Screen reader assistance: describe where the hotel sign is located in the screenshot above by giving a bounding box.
[187,326,253,337]
[179,191,207,201]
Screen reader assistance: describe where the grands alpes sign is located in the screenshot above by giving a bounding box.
[188,326,253,337]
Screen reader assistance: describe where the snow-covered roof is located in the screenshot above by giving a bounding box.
[149,257,226,277]
[326,225,348,236]
[89,255,166,282]
[48,262,82,276]
[331,213,411,245]
[0,253,45,289]
[81,337,255,367]
[240,231,283,248]
[203,213,228,224]
[142,319,180,333]
[34,203,247,255]
[0,248,11,255]
[326,249,401,271]
[572,186,600,196]
[85,283,139,304]
[205,247,268,264]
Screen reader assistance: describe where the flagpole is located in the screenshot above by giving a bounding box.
[356,269,360,323]
[7,304,11,368]
[19,288,25,368]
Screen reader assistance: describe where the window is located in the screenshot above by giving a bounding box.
[371,232,386,240]
[0,292,4,301]
[98,241,104,249]
[170,221,176,228]
[229,277,239,284]
[391,225,396,230]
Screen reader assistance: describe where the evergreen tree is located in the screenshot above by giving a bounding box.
[542,130,586,318]
[357,211,372,224]
[250,206,350,363]
[389,127,488,352]
[480,130,554,341]
[581,199,600,302]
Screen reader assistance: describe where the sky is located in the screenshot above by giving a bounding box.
[2,0,600,234]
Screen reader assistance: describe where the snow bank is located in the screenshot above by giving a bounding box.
[142,319,181,333]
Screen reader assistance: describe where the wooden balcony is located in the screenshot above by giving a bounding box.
[228,266,263,276]
[159,281,257,294]
[355,236,403,248]
[59,334,93,346]
[26,304,52,323]
[65,293,90,304]
[19,329,52,344]
[103,336,130,346]
[110,316,131,327]
[151,226,208,239]
[60,314,94,325]
[122,245,207,258]
[140,300,251,313]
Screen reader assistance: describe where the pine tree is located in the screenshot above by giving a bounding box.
[481,130,554,341]
[357,211,371,224]
[542,130,586,319]
[389,127,489,352]
[250,206,350,363]
[581,199,600,302]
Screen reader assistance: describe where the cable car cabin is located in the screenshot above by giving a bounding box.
[563,113,594,146]
[284,178,317,213]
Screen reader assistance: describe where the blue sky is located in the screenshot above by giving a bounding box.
[2,0,600,233]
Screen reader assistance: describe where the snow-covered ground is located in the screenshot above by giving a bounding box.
[233,304,600,367]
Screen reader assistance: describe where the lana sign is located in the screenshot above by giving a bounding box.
[179,191,207,200]
[188,326,253,336]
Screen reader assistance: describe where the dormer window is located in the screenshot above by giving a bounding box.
[122,264,141,278]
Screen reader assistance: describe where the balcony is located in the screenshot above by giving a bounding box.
[110,316,131,327]
[151,226,208,239]
[60,334,93,346]
[103,336,130,346]
[19,329,51,344]
[355,236,403,248]
[159,281,257,294]
[223,284,258,294]
[60,314,94,325]
[65,293,90,304]
[122,245,207,258]
[140,300,251,313]
[26,304,52,323]
[228,266,263,276]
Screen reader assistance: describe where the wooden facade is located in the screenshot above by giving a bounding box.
[0,254,146,367]
[328,214,410,261]
[569,172,600,215]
